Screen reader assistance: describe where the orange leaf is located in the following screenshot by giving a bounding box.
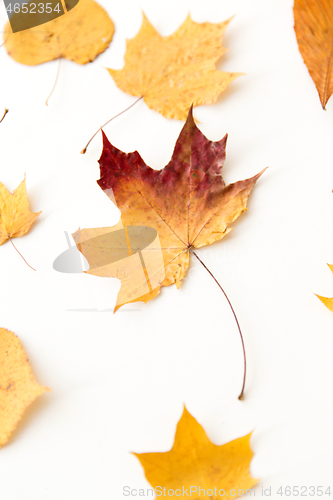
[294,0,333,109]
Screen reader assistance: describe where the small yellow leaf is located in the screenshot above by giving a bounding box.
[0,328,49,447]
[134,407,258,499]
[0,178,40,246]
[4,0,114,65]
[108,14,242,120]
[316,264,333,312]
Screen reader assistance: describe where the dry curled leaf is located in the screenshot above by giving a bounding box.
[316,264,333,312]
[294,0,333,109]
[4,0,114,65]
[73,107,265,311]
[134,407,258,499]
[0,328,49,447]
[107,14,241,120]
[0,178,40,246]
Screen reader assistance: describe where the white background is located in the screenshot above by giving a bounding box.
[0,0,333,498]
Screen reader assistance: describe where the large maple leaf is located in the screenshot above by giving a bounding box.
[133,407,257,499]
[294,0,333,109]
[73,107,265,312]
[107,14,241,120]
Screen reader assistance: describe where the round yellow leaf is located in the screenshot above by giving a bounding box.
[4,0,114,65]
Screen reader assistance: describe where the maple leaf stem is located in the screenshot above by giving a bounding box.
[80,96,143,154]
[0,109,8,123]
[45,57,61,106]
[9,238,36,271]
[191,249,246,400]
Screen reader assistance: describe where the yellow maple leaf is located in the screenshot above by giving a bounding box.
[316,264,333,312]
[4,0,114,65]
[0,328,49,447]
[0,178,40,246]
[133,407,258,499]
[108,14,242,120]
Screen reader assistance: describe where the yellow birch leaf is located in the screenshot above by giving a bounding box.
[108,14,242,120]
[134,407,258,499]
[4,0,114,65]
[0,328,49,447]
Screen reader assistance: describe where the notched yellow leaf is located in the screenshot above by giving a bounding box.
[0,178,41,246]
[134,407,258,499]
[0,328,49,447]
